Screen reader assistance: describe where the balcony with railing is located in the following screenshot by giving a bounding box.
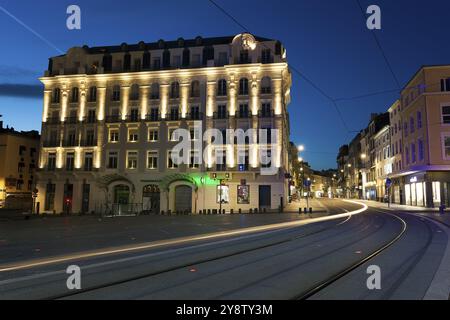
[145,113,162,122]
[80,139,97,147]
[42,140,60,148]
[166,112,181,121]
[105,115,122,123]
[213,111,229,120]
[62,139,78,147]
[45,117,60,125]
[186,112,203,121]
[125,115,141,123]
[258,109,274,118]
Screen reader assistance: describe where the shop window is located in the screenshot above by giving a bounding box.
[217,185,229,204]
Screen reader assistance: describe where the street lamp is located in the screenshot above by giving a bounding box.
[298,145,305,152]
[360,153,367,160]
[298,157,303,162]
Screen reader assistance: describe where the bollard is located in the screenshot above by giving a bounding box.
[254,208,258,214]
[213,209,217,215]
[299,208,302,215]
[161,210,165,215]
[309,208,313,214]
[230,209,234,215]
[440,205,446,215]
[203,209,207,215]
[222,209,226,215]
[239,208,242,214]
[199,210,202,215]
[304,208,307,214]
[207,209,211,215]
[249,209,253,214]
[263,208,267,213]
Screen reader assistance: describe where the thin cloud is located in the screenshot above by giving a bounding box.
[0,65,40,77]
[0,84,42,98]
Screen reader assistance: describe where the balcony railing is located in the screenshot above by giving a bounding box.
[43,140,59,147]
[125,115,141,123]
[167,113,181,121]
[46,117,60,125]
[65,117,79,124]
[145,113,161,122]
[258,110,274,118]
[105,116,122,123]
[213,112,229,120]
[236,112,251,119]
[80,139,97,147]
[186,112,203,121]
[62,140,78,147]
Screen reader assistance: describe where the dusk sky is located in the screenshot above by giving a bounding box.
[1,0,450,169]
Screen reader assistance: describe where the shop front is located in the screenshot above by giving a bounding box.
[403,172,449,208]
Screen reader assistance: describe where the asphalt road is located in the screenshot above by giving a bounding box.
[0,199,448,300]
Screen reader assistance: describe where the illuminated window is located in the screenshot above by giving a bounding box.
[442,106,450,124]
[128,129,139,142]
[147,151,158,169]
[109,130,119,142]
[217,185,229,204]
[127,151,138,169]
[148,129,158,142]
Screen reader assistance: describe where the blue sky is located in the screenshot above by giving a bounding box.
[1,0,450,169]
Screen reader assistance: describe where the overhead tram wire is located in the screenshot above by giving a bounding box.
[207,0,353,135]
[355,0,402,90]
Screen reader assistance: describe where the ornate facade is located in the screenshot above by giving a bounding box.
[36,34,292,214]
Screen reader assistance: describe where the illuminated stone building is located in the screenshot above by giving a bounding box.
[36,33,292,214]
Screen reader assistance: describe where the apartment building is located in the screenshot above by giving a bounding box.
[390,65,450,208]
[0,117,40,209]
[36,33,292,214]
[373,125,393,201]
[388,100,403,204]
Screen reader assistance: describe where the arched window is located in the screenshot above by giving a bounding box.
[239,78,249,96]
[89,86,97,102]
[112,85,121,101]
[191,81,200,98]
[130,84,140,101]
[150,83,159,100]
[70,87,79,103]
[170,82,180,99]
[261,77,272,94]
[217,79,227,96]
[52,88,61,103]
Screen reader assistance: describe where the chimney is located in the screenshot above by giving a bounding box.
[0,114,3,129]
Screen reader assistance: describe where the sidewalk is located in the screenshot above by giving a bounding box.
[284,198,328,213]
[355,199,450,228]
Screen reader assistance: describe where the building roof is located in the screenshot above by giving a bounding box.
[54,35,276,58]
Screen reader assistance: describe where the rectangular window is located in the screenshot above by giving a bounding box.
[168,151,178,169]
[217,105,227,119]
[128,129,139,142]
[418,139,424,162]
[109,130,119,142]
[443,135,450,159]
[442,106,450,124]
[410,116,415,133]
[48,153,56,171]
[237,185,250,204]
[148,129,158,142]
[127,151,138,169]
[147,151,158,169]
[417,111,422,129]
[45,183,56,211]
[108,151,118,169]
[217,185,230,204]
[84,152,93,171]
[66,152,74,171]
[168,128,179,141]
[189,150,200,169]
[411,143,416,163]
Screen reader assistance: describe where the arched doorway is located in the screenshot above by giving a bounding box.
[143,185,160,214]
[175,185,192,213]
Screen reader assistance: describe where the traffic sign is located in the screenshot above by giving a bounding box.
[385,178,392,188]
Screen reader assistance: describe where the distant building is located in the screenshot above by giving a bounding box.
[339,64,450,208]
[0,117,40,209]
[36,33,292,214]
